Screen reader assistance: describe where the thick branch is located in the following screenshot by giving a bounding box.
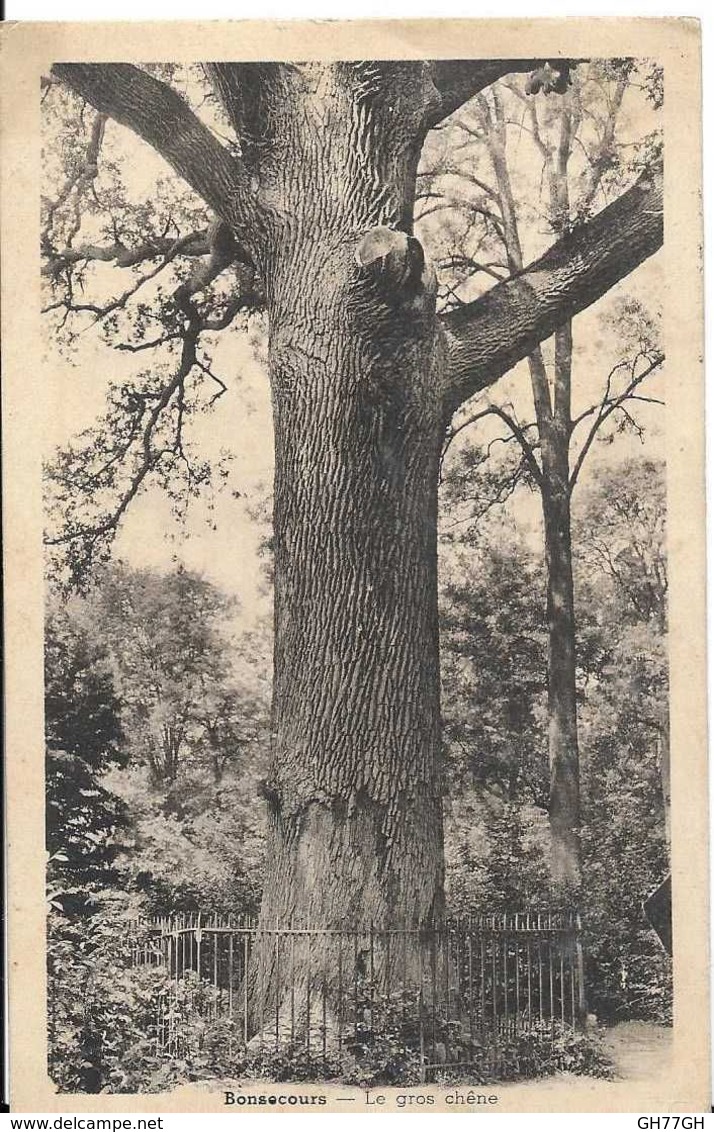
[204,62,284,147]
[51,64,255,236]
[440,161,663,413]
[426,59,580,128]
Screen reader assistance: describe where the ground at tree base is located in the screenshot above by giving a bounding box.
[168,1022,673,1103]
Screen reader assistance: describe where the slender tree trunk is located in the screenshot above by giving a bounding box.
[484,91,582,893]
[543,319,582,894]
[540,421,581,892]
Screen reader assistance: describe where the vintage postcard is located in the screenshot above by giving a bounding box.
[1,17,707,1113]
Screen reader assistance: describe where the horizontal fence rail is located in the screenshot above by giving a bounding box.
[122,911,585,1080]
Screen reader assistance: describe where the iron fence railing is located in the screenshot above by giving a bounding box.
[126,911,585,1080]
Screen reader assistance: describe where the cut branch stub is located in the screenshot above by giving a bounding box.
[525,61,574,96]
[355,226,435,308]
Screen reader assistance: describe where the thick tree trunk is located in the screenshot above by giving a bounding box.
[246,66,447,948]
[264,331,445,931]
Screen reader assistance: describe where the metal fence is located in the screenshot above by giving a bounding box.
[128,911,585,1080]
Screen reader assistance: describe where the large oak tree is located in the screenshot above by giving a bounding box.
[44,60,662,954]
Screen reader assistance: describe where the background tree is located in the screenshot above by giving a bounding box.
[575,459,670,1021]
[43,60,663,1010]
[421,61,663,890]
[440,523,548,809]
[440,520,551,914]
[45,603,140,1093]
[63,563,271,913]
[46,604,128,915]
[439,469,670,1020]
[575,458,668,841]
[81,564,249,783]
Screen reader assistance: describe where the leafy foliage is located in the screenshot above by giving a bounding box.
[42,74,261,588]
[46,607,128,913]
[440,526,548,806]
[440,463,670,1023]
[575,460,670,1023]
[70,562,270,913]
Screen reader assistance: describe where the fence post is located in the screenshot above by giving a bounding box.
[418,987,426,1084]
[575,911,587,1027]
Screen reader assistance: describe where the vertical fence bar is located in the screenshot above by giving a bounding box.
[526,932,532,1032]
[306,929,312,1065]
[401,924,408,1034]
[353,929,359,1047]
[369,922,375,1043]
[575,912,587,1026]
[467,919,475,1047]
[454,921,462,1064]
[537,936,544,1021]
[321,954,327,1062]
[274,932,280,1051]
[430,924,438,1066]
[259,929,266,1055]
[243,926,249,1047]
[418,929,426,1084]
[323,959,328,1064]
[385,929,392,1019]
[515,923,521,1038]
[480,931,486,1036]
[445,921,451,1064]
[196,913,202,983]
[549,935,555,1037]
[572,932,579,1032]
[503,928,509,1044]
[213,912,219,1003]
[228,930,234,1020]
[337,930,343,1053]
[290,922,296,1048]
[491,930,498,1035]
[560,940,565,1027]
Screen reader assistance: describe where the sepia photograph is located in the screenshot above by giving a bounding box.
[1,17,707,1113]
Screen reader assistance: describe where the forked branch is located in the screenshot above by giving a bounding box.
[51,63,257,241]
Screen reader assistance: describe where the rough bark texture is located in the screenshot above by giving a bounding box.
[229,64,448,933]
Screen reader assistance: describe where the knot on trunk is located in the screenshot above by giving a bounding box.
[355,226,436,309]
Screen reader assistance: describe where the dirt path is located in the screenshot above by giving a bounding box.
[602,1020,672,1081]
